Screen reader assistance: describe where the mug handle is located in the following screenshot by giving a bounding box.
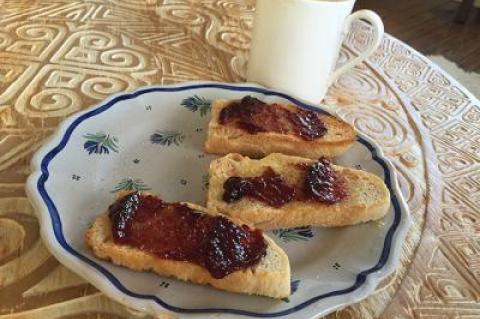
[328,10,384,85]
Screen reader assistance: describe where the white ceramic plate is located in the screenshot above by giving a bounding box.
[26,81,411,319]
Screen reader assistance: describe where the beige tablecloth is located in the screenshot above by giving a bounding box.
[0,1,479,318]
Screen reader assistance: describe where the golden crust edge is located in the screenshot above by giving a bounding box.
[207,153,391,230]
[84,199,291,299]
[204,99,356,159]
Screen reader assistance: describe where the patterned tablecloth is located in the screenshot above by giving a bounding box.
[1,1,479,318]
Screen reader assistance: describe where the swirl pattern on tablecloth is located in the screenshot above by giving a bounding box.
[345,20,374,55]
[213,0,255,12]
[14,65,138,119]
[157,4,215,34]
[217,27,251,51]
[337,106,412,151]
[0,199,51,305]
[51,31,147,71]
[0,33,11,48]
[28,88,81,117]
[335,67,387,101]
[81,76,130,99]
[1,23,66,60]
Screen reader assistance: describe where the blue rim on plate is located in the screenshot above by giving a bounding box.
[34,83,403,317]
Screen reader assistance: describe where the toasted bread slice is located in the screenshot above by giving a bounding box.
[204,99,356,158]
[207,153,390,230]
[85,195,290,299]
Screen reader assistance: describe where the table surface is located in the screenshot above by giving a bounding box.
[0,1,479,318]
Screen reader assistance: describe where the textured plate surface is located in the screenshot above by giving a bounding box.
[26,82,411,319]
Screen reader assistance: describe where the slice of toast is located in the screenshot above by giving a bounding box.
[207,153,390,230]
[204,98,356,158]
[85,194,290,299]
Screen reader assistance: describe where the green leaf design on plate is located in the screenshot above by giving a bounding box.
[111,178,151,193]
[83,132,119,155]
[150,130,185,146]
[181,95,212,117]
[272,226,314,243]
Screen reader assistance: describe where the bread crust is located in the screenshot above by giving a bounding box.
[204,99,356,158]
[207,153,390,230]
[85,200,290,299]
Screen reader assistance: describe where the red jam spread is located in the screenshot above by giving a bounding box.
[302,157,348,203]
[218,96,327,141]
[108,193,267,279]
[222,158,347,207]
[223,167,296,208]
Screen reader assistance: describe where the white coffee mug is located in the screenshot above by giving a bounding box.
[246,0,384,104]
